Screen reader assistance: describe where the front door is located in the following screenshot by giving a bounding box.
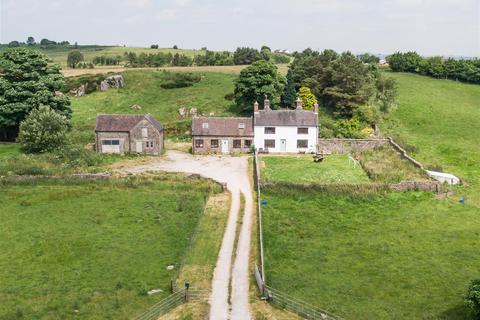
[221,139,229,154]
[136,141,143,153]
[280,139,287,152]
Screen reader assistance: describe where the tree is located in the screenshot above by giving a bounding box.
[466,279,480,319]
[387,51,422,72]
[40,38,57,46]
[281,69,296,108]
[18,106,69,153]
[323,52,376,116]
[151,44,159,49]
[298,86,317,110]
[234,60,285,112]
[233,47,262,65]
[358,53,380,64]
[67,50,84,68]
[27,36,35,45]
[0,48,71,140]
[173,45,178,49]
[8,41,20,47]
[260,45,272,61]
[375,75,397,113]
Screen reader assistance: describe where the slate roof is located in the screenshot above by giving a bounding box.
[254,109,318,127]
[192,117,254,137]
[95,114,163,132]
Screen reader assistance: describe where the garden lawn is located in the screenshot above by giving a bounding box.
[0,143,19,160]
[261,155,370,184]
[70,70,236,144]
[0,175,218,320]
[262,186,480,319]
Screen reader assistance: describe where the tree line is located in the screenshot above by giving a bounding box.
[234,48,397,138]
[387,51,480,84]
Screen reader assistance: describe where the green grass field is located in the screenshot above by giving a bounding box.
[0,176,219,319]
[0,143,20,159]
[261,155,370,184]
[262,72,480,319]
[71,70,236,144]
[262,186,480,319]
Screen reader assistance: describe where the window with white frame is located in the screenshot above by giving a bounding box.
[297,140,308,148]
[142,127,148,138]
[264,139,275,148]
[297,127,309,134]
[146,141,154,149]
[238,123,245,129]
[202,123,209,129]
[264,127,276,134]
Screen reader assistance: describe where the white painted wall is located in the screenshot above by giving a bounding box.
[254,126,318,153]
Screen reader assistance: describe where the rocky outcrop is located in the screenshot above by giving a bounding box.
[100,75,125,92]
[70,84,86,97]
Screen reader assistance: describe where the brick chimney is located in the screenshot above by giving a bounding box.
[254,101,259,113]
[264,95,270,110]
[296,97,303,110]
[314,102,319,114]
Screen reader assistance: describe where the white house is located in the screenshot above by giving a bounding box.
[253,98,319,153]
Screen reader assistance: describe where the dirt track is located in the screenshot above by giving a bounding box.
[121,151,253,319]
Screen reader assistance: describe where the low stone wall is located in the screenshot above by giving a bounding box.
[317,138,389,154]
[387,137,425,169]
[389,180,440,192]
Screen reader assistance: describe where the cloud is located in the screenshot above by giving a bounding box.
[123,0,151,8]
[175,0,191,7]
[155,9,177,21]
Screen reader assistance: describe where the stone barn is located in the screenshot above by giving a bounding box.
[192,117,254,154]
[95,114,164,155]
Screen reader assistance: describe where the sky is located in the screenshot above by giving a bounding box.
[1,0,479,57]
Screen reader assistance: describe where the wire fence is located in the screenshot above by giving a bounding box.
[254,151,345,320]
[265,285,345,320]
[133,287,208,320]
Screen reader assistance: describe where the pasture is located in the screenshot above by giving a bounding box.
[0,175,220,319]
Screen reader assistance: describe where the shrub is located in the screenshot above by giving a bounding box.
[51,145,102,168]
[333,118,366,138]
[18,106,70,153]
[160,72,201,89]
[67,50,84,68]
[466,279,480,318]
[298,86,317,110]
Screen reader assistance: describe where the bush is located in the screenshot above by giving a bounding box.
[333,118,366,138]
[466,279,480,318]
[51,145,102,168]
[18,106,70,153]
[160,72,201,89]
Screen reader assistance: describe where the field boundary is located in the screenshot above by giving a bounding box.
[253,151,344,319]
[134,287,208,320]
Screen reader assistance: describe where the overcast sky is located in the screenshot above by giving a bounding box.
[1,0,479,57]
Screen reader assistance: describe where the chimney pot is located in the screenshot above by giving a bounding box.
[264,95,270,110]
[296,97,303,110]
[254,101,259,113]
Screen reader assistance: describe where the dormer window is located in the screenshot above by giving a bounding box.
[238,123,245,129]
[202,123,209,129]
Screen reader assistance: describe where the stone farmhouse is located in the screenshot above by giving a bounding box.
[95,114,164,155]
[192,117,254,154]
[191,97,319,154]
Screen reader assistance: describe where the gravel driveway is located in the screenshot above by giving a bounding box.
[122,151,253,320]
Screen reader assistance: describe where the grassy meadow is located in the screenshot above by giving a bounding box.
[0,175,220,319]
[262,186,480,319]
[261,72,480,319]
[260,155,370,184]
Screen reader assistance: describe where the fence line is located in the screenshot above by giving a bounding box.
[254,151,345,319]
[265,285,345,320]
[253,150,266,285]
[133,287,208,320]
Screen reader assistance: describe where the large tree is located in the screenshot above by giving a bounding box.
[0,48,71,140]
[67,50,84,68]
[233,47,262,65]
[234,60,285,112]
[27,36,35,46]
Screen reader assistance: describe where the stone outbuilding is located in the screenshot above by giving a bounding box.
[192,117,254,154]
[95,114,164,155]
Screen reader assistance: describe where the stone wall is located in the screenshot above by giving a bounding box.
[317,138,390,154]
[388,180,440,192]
